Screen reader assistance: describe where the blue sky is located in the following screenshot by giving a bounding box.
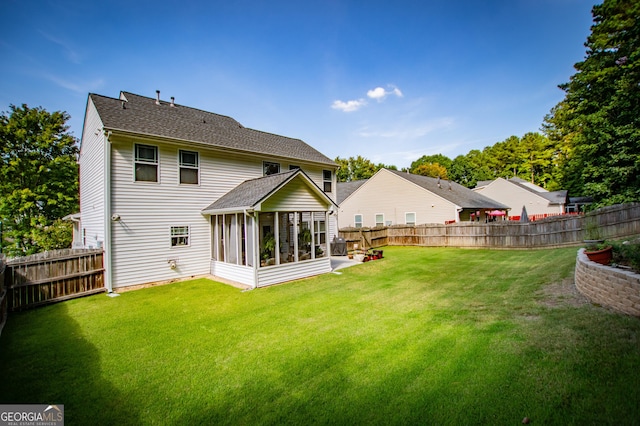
[1,0,594,169]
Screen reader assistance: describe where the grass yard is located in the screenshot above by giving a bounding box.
[1,246,639,425]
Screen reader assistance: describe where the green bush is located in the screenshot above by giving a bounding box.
[610,239,640,272]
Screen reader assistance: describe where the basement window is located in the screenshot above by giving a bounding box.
[171,226,190,247]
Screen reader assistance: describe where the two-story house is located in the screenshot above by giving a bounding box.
[79,91,338,291]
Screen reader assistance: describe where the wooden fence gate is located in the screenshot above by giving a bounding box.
[3,249,105,312]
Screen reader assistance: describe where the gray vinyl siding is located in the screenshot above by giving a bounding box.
[78,99,106,249]
[108,136,335,288]
[338,169,459,228]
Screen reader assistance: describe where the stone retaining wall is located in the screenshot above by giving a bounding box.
[575,249,640,317]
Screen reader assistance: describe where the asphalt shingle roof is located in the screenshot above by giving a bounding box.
[338,169,509,210]
[90,91,336,166]
[336,180,368,204]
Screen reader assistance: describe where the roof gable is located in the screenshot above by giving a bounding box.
[336,180,368,204]
[480,177,567,205]
[385,169,509,209]
[89,91,336,167]
[202,169,335,214]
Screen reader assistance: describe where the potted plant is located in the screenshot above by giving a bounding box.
[299,228,312,249]
[585,242,613,265]
[262,232,276,264]
[582,216,612,265]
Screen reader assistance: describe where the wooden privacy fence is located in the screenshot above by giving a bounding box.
[339,203,640,250]
[0,255,7,330]
[4,249,105,311]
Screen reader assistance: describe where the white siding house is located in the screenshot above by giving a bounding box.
[79,91,338,290]
[473,177,568,217]
[337,169,509,228]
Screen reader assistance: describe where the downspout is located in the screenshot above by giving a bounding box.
[104,131,113,293]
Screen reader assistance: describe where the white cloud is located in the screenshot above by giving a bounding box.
[332,84,403,112]
[367,87,387,100]
[367,85,404,102]
[331,99,367,112]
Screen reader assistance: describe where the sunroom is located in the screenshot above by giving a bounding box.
[201,169,337,288]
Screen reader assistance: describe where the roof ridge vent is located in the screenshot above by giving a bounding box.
[155,90,161,105]
[170,96,175,107]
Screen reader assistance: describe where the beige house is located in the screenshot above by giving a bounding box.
[473,177,568,217]
[78,90,338,290]
[337,169,508,228]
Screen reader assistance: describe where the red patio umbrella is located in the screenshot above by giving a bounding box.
[488,210,506,216]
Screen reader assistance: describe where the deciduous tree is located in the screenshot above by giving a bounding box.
[0,104,79,256]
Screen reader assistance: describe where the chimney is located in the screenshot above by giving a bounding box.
[155,90,161,105]
[170,97,175,107]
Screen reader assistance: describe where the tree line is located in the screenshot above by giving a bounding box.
[336,131,560,190]
[337,0,639,209]
[1,0,637,257]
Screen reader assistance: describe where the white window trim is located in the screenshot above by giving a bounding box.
[354,214,363,228]
[134,143,159,183]
[170,225,191,248]
[323,169,332,193]
[375,213,384,227]
[263,161,281,176]
[405,212,416,226]
[178,149,200,185]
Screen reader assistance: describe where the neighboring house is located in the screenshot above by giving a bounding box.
[337,168,509,228]
[472,177,568,217]
[78,90,337,291]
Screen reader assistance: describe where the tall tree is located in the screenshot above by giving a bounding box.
[410,154,453,172]
[335,155,387,182]
[544,0,640,205]
[0,104,79,256]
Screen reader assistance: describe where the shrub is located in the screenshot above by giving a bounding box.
[610,238,640,273]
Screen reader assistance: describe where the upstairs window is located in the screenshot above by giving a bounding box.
[135,144,158,182]
[171,226,190,247]
[323,170,332,192]
[263,161,280,176]
[179,150,199,184]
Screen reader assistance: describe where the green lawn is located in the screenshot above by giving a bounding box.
[1,247,639,425]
